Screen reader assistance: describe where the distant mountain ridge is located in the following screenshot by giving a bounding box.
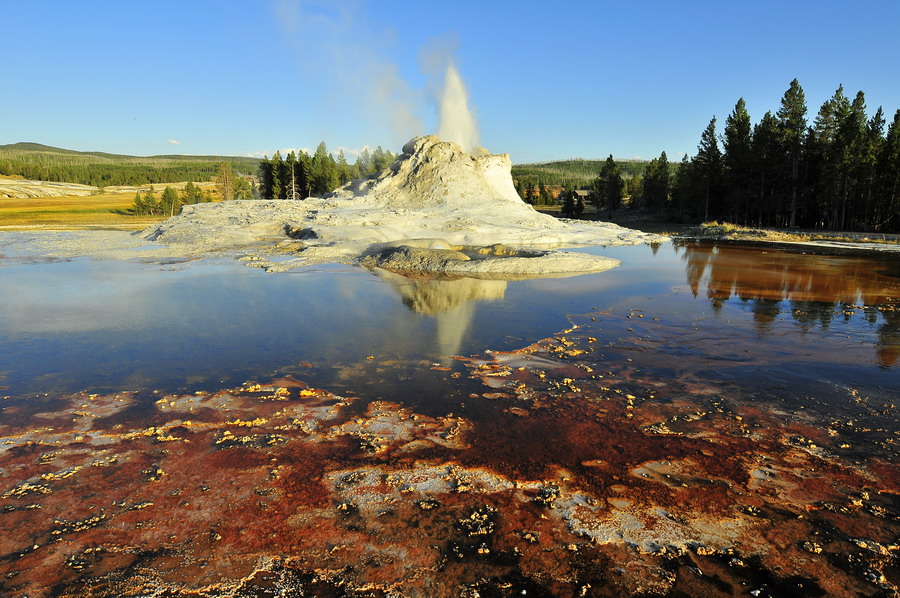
[0,142,259,187]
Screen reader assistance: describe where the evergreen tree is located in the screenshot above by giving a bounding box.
[874,109,900,231]
[356,147,372,176]
[776,79,808,226]
[693,117,723,221]
[522,180,532,203]
[310,142,340,195]
[337,150,351,185]
[144,186,157,212]
[750,111,781,226]
[270,151,284,199]
[560,183,576,217]
[862,107,885,226]
[810,85,850,228]
[181,181,205,205]
[723,98,753,223]
[257,156,273,199]
[671,154,697,220]
[233,176,253,199]
[598,155,625,218]
[539,181,551,205]
[159,186,181,216]
[131,190,155,215]
[837,90,869,229]
[642,151,670,212]
[372,146,391,172]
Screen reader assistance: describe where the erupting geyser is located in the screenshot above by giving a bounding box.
[437,62,480,153]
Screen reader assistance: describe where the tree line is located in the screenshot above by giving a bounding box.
[0,144,259,188]
[673,79,899,232]
[515,79,899,234]
[257,142,396,199]
[131,163,253,215]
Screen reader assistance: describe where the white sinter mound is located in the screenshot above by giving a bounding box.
[143,136,665,275]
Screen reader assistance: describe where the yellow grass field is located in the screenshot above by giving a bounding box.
[0,192,165,230]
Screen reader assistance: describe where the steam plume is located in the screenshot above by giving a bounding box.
[437,63,480,153]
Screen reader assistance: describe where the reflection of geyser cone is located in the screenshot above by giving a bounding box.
[373,268,506,359]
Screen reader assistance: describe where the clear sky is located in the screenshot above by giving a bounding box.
[4,0,899,164]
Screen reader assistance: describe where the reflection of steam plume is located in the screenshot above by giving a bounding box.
[438,63,480,153]
[373,269,506,358]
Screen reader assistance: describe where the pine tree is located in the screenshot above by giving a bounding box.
[837,90,868,229]
[751,111,781,226]
[144,186,157,214]
[257,156,273,199]
[723,98,753,223]
[160,186,181,216]
[181,181,204,205]
[310,142,340,195]
[874,109,900,231]
[598,155,625,219]
[356,148,372,176]
[694,117,723,221]
[777,79,808,227]
[640,151,670,213]
[337,150,351,185]
[561,183,576,217]
[270,151,284,199]
[671,154,696,220]
[539,181,550,205]
[131,191,150,215]
[862,107,886,225]
[233,176,253,199]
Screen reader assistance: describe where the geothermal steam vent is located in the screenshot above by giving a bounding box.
[144,136,663,274]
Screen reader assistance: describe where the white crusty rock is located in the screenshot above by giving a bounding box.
[142,135,665,275]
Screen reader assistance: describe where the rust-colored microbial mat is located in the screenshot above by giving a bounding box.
[1,341,897,596]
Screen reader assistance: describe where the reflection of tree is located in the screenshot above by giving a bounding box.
[876,310,900,368]
[679,242,900,362]
[746,298,781,333]
[372,268,507,359]
[790,300,834,331]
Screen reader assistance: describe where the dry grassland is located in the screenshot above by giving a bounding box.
[0,192,164,230]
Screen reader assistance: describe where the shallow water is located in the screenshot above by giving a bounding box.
[0,241,896,399]
[0,239,898,597]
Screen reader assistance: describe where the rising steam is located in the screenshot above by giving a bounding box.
[274,2,481,152]
[437,63,480,153]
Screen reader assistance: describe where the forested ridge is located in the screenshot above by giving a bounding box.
[0,143,259,187]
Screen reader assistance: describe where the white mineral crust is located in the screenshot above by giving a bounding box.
[79,136,665,275]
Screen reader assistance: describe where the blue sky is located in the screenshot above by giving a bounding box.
[4,0,899,164]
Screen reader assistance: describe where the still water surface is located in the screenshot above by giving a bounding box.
[0,241,897,401]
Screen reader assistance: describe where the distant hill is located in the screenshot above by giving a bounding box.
[512,158,651,187]
[0,143,259,187]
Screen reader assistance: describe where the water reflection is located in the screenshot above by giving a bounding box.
[677,241,900,366]
[372,268,507,359]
